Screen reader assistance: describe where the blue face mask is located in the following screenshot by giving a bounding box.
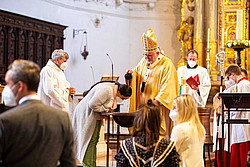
[2,84,18,106]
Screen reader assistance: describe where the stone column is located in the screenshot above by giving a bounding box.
[194,0,204,66]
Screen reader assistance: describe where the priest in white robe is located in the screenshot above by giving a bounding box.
[177,50,211,107]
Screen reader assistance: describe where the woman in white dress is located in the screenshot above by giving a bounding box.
[72,81,132,167]
[170,94,206,167]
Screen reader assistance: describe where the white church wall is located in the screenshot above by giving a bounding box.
[0,0,182,94]
[0,0,131,94]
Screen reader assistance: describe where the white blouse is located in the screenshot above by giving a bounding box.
[170,121,205,167]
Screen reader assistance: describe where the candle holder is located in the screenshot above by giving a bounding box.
[231,46,246,67]
[206,48,211,73]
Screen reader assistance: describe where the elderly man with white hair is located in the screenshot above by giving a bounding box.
[38,49,75,113]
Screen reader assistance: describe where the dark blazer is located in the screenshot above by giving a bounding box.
[0,100,76,167]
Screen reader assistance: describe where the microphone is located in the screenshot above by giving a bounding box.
[90,66,95,84]
[124,73,132,86]
[106,53,114,81]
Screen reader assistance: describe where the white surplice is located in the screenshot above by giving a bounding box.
[177,66,211,107]
[213,79,250,151]
[229,79,250,145]
[212,87,232,151]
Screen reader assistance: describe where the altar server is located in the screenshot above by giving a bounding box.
[177,50,211,107]
[213,75,235,167]
[224,65,250,167]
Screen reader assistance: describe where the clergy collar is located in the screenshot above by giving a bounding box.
[147,53,163,69]
[187,64,198,69]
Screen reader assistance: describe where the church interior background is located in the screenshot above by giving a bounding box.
[0,0,249,166]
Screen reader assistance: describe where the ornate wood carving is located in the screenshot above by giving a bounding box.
[0,10,67,84]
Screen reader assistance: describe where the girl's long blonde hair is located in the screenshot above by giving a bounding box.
[174,94,205,139]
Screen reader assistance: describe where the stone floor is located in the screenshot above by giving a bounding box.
[76,151,215,167]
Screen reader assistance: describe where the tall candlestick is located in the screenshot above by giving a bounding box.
[236,9,243,40]
[207,28,210,48]
[206,28,210,72]
[221,28,224,48]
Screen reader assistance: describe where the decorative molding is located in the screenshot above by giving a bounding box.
[42,0,178,20]
[0,10,66,36]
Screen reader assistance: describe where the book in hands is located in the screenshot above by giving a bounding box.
[186,74,200,88]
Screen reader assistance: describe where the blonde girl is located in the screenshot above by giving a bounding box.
[170,94,205,167]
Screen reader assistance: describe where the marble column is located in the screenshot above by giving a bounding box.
[194,0,204,66]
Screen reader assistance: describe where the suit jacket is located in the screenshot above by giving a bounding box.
[0,100,76,167]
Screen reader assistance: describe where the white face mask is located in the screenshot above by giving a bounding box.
[60,62,68,70]
[225,78,236,89]
[169,109,178,121]
[116,97,123,103]
[2,85,18,106]
[188,60,197,68]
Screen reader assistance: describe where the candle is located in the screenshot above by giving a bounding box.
[221,28,224,48]
[207,28,210,48]
[236,9,243,40]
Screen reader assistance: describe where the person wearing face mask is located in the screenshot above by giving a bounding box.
[170,94,206,167]
[72,81,132,167]
[126,28,178,138]
[212,74,236,167]
[222,65,250,167]
[241,68,248,79]
[0,60,76,167]
[177,50,211,107]
[37,49,75,114]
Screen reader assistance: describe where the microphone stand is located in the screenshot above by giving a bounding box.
[106,53,115,138]
[214,50,225,167]
[106,53,114,81]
